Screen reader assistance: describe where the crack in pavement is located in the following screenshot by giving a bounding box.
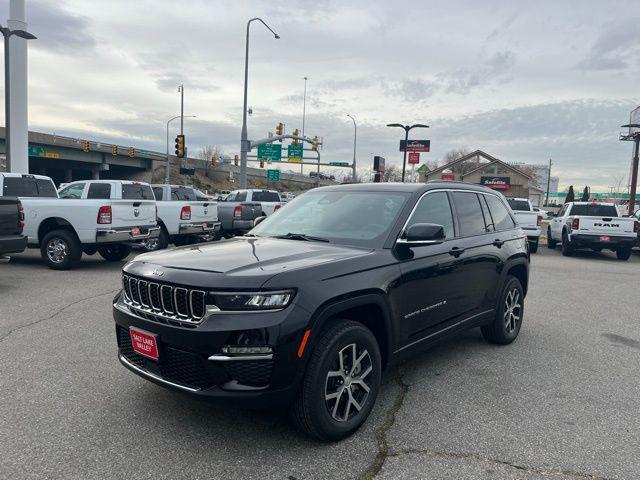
[360,371,409,480]
[386,449,613,479]
[0,288,120,344]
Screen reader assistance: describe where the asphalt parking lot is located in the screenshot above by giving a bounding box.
[1,245,639,480]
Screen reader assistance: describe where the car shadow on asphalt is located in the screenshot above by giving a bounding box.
[543,246,630,262]
[2,252,135,271]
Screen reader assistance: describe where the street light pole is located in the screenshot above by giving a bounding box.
[240,18,280,189]
[166,114,196,184]
[386,123,429,182]
[301,76,308,175]
[347,114,357,182]
[545,158,552,207]
[0,24,36,172]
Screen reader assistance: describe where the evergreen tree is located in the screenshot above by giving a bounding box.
[565,185,575,203]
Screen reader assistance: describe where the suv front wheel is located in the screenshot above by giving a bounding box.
[292,320,381,441]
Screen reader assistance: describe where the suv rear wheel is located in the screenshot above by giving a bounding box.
[40,229,82,270]
[481,275,524,345]
[292,320,381,441]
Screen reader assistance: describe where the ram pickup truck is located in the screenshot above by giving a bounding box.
[0,174,159,269]
[547,201,639,260]
[146,184,220,250]
[217,190,265,237]
[506,198,542,253]
[228,189,283,215]
[0,197,27,258]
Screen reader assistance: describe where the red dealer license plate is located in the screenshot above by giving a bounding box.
[599,236,611,242]
[131,227,141,236]
[129,327,159,360]
[202,222,208,229]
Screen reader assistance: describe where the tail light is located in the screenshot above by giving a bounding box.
[180,205,191,220]
[274,204,282,211]
[233,205,242,219]
[536,215,542,226]
[17,201,24,230]
[97,205,112,224]
[571,218,580,230]
[634,221,639,233]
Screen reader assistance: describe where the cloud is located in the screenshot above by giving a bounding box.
[28,0,96,53]
[576,17,640,71]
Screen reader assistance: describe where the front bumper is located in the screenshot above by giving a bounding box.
[0,234,27,255]
[178,221,221,236]
[96,225,160,243]
[569,233,638,248]
[112,292,307,408]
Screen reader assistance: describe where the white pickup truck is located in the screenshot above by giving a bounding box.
[0,174,159,269]
[506,198,542,253]
[547,201,639,260]
[147,184,220,250]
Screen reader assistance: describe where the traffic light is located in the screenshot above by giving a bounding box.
[174,134,185,158]
[259,158,265,168]
[275,123,284,135]
[312,135,319,151]
[111,145,117,156]
[234,154,239,166]
[211,155,217,167]
[129,147,135,158]
[82,140,90,152]
[292,129,300,145]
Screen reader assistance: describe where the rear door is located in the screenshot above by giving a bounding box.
[112,183,156,226]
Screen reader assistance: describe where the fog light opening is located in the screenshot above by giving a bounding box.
[221,345,273,355]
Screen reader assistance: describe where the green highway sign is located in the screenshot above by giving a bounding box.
[267,169,280,181]
[257,143,282,161]
[329,162,350,167]
[288,143,303,161]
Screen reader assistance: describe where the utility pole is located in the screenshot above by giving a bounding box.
[347,114,357,182]
[179,84,184,158]
[545,158,552,207]
[301,76,308,175]
[620,115,640,216]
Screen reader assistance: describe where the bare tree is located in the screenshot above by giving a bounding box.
[198,145,223,176]
[383,165,403,182]
[440,147,477,174]
[517,165,541,186]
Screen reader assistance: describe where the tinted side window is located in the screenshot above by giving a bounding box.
[451,192,487,237]
[485,194,516,231]
[59,183,86,199]
[3,178,57,197]
[235,191,247,202]
[558,204,568,217]
[122,184,154,200]
[407,191,454,239]
[87,183,111,199]
[152,187,164,201]
[37,180,58,197]
[170,187,196,201]
[252,191,280,202]
[479,195,494,232]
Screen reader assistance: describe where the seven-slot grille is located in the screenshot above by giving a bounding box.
[122,274,206,325]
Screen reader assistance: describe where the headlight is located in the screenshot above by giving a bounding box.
[207,290,295,312]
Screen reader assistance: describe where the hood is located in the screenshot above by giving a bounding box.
[127,237,372,286]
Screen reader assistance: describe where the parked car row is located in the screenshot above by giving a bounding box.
[0,172,285,269]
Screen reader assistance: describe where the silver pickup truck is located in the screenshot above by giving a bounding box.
[216,190,264,237]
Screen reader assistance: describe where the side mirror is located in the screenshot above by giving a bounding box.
[253,215,267,227]
[397,223,445,247]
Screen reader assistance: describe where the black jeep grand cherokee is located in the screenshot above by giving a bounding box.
[113,182,529,441]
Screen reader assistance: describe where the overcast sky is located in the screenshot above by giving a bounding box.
[4,0,640,189]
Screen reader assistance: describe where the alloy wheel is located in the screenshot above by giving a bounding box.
[324,343,373,422]
[47,238,68,264]
[504,288,521,334]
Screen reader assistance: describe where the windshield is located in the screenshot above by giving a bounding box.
[122,184,154,200]
[252,191,280,202]
[507,199,531,211]
[569,204,618,217]
[250,190,410,248]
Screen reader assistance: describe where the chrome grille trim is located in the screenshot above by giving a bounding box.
[122,274,206,326]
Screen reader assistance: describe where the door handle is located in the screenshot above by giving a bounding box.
[449,246,465,257]
[492,239,504,248]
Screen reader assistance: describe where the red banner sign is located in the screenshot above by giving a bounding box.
[408,152,420,164]
[480,176,510,190]
[441,173,454,180]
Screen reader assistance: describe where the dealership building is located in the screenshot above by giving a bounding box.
[421,150,546,205]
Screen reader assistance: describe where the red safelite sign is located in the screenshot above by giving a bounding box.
[441,173,455,180]
[400,140,430,152]
[408,152,420,164]
[480,176,510,190]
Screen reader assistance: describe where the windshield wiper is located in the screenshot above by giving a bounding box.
[243,233,259,237]
[273,232,330,243]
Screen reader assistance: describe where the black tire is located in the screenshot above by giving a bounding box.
[616,246,632,261]
[528,238,539,254]
[143,227,169,251]
[291,320,382,441]
[82,246,97,256]
[221,229,235,239]
[547,227,557,249]
[98,244,132,262]
[40,229,82,270]
[561,231,573,257]
[481,275,524,345]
